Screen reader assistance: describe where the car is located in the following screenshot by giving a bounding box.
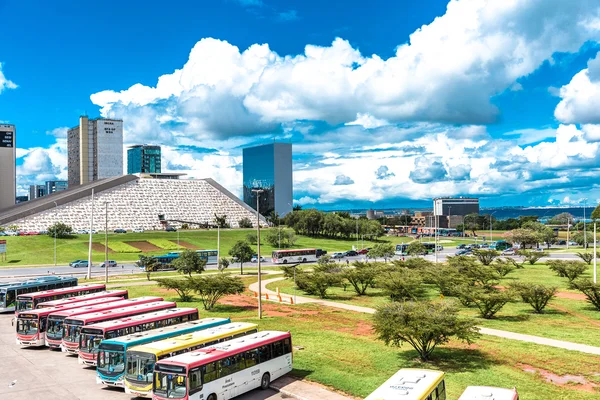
[69,259,85,267]
[332,252,344,259]
[357,248,369,255]
[533,247,545,252]
[71,260,89,268]
[77,229,88,235]
[568,241,578,246]
[251,255,266,263]
[0,231,6,236]
[456,244,466,249]
[455,249,472,256]
[166,226,177,232]
[557,240,567,245]
[38,230,48,235]
[99,260,118,268]
[113,228,127,233]
[344,250,358,257]
[132,228,144,233]
[501,248,516,256]
[316,249,327,257]
[5,231,18,236]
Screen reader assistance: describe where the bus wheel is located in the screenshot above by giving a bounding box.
[302,258,307,262]
[260,372,270,390]
[283,259,288,264]
[207,394,217,400]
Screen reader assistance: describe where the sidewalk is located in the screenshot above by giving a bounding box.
[254,277,600,356]
[270,376,353,400]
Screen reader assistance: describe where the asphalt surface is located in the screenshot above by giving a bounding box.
[0,313,289,400]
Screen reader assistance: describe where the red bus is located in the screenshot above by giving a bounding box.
[79,307,199,366]
[45,296,162,349]
[16,283,107,311]
[152,331,293,400]
[62,300,174,354]
[37,289,129,309]
[15,296,124,347]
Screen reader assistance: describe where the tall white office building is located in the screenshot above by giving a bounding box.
[68,116,123,187]
[0,124,16,210]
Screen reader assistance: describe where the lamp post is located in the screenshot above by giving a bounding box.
[217,224,220,269]
[53,201,58,266]
[567,217,571,249]
[104,202,109,284]
[594,221,597,284]
[583,199,588,249]
[252,188,264,319]
[490,211,497,244]
[87,189,94,280]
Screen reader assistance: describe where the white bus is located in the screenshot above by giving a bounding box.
[152,330,292,400]
[271,249,317,264]
[365,369,446,400]
[459,386,519,400]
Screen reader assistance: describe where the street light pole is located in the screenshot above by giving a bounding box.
[217,224,220,268]
[584,199,588,249]
[53,201,58,266]
[594,221,597,284]
[567,218,570,249]
[87,189,94,280]
[104,202,109,284]
[252,188,264,319]
[490,211,497,244]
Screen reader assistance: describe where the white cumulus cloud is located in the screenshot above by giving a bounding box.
[555,51,600,124]
[0,62,17,93]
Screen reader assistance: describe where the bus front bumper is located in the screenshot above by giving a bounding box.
[96,376,124,387]
[124,383,152,397]
[78,353,97,366]
[16,335,44,347]
[46,338,62,349]
[61,343,79,354]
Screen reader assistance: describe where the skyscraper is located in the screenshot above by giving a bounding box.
[29,185,45,200]
[243,143,292,217]
[0,124,16,210]
[45,180,68,195]
[67,116,123,187]
[127,145,161,174]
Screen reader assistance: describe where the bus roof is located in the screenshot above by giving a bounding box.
[0,276,77,291]
[157,331,290,370]
[38,290,129,308]
[63,298,169,324]
[17,283,106,299]
[129,322,258,355]
[81,307,198,333]
[47,297,157,319]
[458,386,519,400]
[273,248,316,253]
[16,297,123,318]
[101,318,230,348]
[364,369,445,400]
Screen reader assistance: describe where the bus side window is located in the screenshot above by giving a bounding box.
[436,381,446,400]
[272,341,284,358]
[189,367,202,394]
[245,349,259,368]
[202,362,218,383]
[258,345,271,363]
[283,338,291,354]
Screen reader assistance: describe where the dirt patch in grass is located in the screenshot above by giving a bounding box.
[91,243,114,253]
[174,241,199,250]
[519,364,600,393]
[555,291,587,301]
[546,303,600,328]
[337,320,373,337]
[126,241,162,252]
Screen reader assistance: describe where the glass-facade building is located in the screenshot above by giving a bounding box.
[127,145,161,174]
[243,143,292,217]
[45,180,68,195]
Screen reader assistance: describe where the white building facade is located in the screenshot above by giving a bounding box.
[0,124,16,211]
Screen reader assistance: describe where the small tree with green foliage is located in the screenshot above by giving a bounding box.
[218,257,230,272]
[460,264,501,288]
[510,282,557,314]
[157,278,195,302]
[342,261,379,295]
[472,249,499,266]
[391,258,433,270]
[238,217,253,229]
[295,271,342,298]
[245,232,257,245]
[447,255,479,270]
[47,222,74,239]
[136,255,160,281]
[423,265,470,297]
[214,214,229,228]
[368,242,396,262]
[576,252,595,265]
[190,275,245,310]
[379,268,424,301]
[173,250,206,277]
[518,249,546,265]
[491,259,517,277]
[406,241,427,256]
[547,260,588,283]
[372,300,479,361]
[8,224,18,232]
[461,287,515,319]
[572,279,600,311]
[228,240,254,275]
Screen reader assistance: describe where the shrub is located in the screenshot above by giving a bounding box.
[368,242,395,261]
[491,259,517,277]
[107,241,141,253]
[391,258,433,270]
[136,255,160,280]
[461,287,515,319]
[572,279,600,310]
[547,260,588,282]
[424,265,470,297]
[342,262,379,295]
[406,241,427,256]
[461,264,501,288]
[173,249,206,277]
[190,275,245,310]
[181,223,189,230]
[218,257,230,272]
[47,222,74,239]
[511,282,557,313]
[576,252,595,265]
[372,300,479,361]
[238,217,253,229]
[518,249,546,265]
[228,240,253,275]
[296,271,342,298]
[473,249,499,266]
[157,278,195,302]
[246,232,257,245]
[378,269,424,301]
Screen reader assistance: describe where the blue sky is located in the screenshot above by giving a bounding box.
[2,0,600,209]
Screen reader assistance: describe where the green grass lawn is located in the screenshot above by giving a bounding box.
[116,281,600,399]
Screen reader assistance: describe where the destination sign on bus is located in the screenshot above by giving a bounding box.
[19,314,37,319]
[0,131,14,148]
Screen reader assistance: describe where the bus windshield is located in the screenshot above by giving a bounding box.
[125,351,156,384]
[98,345,126,376]
[0,290,5,306]
[154,371,187,399]
[17,298,34,311]
[46,318,64,340]
[79,329,104,354]
[17,317,39,335]
[63,321,84,343]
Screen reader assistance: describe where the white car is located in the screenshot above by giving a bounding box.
[132,228,144,233]
[5,231,18,236]
[251,256,265,263]
[501,249,516,256]
[77,229,88,235]
[332,252,345,259]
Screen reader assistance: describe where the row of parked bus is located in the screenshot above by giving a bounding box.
[6,278,293,400]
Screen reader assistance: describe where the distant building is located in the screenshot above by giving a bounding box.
[366,209,384,220]
[0,124,16,210]
[412,211,434,227]
[15,196,28,204]
[68,116,123,187]
[433,197,479,229]
[29,185,45,201]
[45,180,68,195]
[127,145,161,174]
[242,143,293,217]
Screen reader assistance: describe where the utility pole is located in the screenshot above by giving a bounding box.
[567,218,570,249]
[53,201,58,266]
[217,224,220,269]
[252,188,264,319]
[87,189,94,280]
[104,202,109,284]
[594,221,597,284]
[584,199,588,249]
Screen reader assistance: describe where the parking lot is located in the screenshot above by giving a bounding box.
[0,314,288,400]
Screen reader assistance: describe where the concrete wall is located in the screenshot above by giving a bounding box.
[0,124,16,210]
[96,119,123,179]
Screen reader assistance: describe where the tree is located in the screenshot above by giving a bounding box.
[547,260,587,283]
[392,258,433,270]
[136,255,160,281]
[181,223,189,230]
[218,257,230,272]
[246,232,257,245]
[472,249,499,266]
[228,240,254,275]
[406,241,427,256]
[464,213,481,235]
[342,262,379,295]
[266,211,280,227]
[214,214,229,228]
[296,271,342,298]
[372,300,479,361]
[447,255,479,270]
[572,279,600,311]
[157,278,195,302]
[572,231,593,247]
[173,250,206,277]
[548,212,574,225]
[190,275,245,310]
[491,258,517,277]
[238,217,253,228]
[47,222,74,239]
[293,204,302,211]
[506,229,542,249]
[576,252,595,265]
[378,268,424,301]
[8,224,18,232]
[592,203,600,222]
[517,249,546,265]
[461,287,515,319]
[423,265,470,297]
[522,221,555,249]
[511,282,557,313]
[368,242,395,262]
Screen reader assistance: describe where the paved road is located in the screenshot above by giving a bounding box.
[0,314,290,400]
